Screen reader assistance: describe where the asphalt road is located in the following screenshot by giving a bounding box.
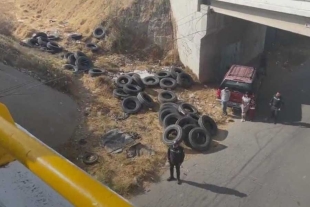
[0,63,79,147]
[132,59,310,206]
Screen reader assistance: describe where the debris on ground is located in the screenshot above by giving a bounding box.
[126,143,155,158]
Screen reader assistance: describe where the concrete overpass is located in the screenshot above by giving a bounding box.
[170,0,310,82]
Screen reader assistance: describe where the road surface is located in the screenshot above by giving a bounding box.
[132,58,310,206]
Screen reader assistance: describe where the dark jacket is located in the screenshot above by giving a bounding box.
[168,146,185,165]
[270,95,284,109]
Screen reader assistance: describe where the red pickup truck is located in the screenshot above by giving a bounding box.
[216,65,262,109]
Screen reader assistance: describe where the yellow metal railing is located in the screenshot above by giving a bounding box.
[0,103,133,207]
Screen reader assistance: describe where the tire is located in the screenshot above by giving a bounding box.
[170,67,183,79]
[198,115,218,136]
[64,52,73,59]
[132,74,145,90]
[37,36,48,47]
[121,96,142,114]
[177,72,194,88]
[89,69,106,77]
[47,42,62,52]
[142,76,159,87]
[158,90,177,103]
[159,78,177,90]
[62,64,75,70]
[113,88,130,99]
[32,32,48,39]
[75,56,93,71]
[156,70,171,80]
[158,108,178,126]
[178,103,198,115]
[188,127,212,151]
[69,33,82,40]
[67,54,76,65]
[162,124,183,146]
[74,51,87,59]
[182,124,197,147]
[163,113,182,128]
[187,113,200,121]
[83,153,99,165]
[23,38,38,47]
[137,92,154,108]
[86,43,99,52]
[159,102,179,112]
[176,116,198,128]
[93,26,106,39]
[116,75,133,88]
[123,84,142,95]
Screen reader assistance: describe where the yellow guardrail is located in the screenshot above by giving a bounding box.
[0,103,133,207]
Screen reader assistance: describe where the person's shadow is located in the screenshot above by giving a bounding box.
[183,180,247,198]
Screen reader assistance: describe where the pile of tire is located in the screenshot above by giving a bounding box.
[142,67,194,90]
[22,32,62,54]
[62,51,93,73]
[113,73,155,114]
[160,101,218,152]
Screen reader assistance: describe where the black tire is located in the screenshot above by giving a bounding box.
[113,88,130,99]
[67,54,76,65]
[62,64,75,70]
[83,153,99,165]
[187,113,200,121]
[170,67,183,79]
[182,124,197,147]
[47,42,62,52]
[93,26,106,39]
[89,69,106,77]
[142,76,159,87]
[137,92,154,108]
[176,116,198,128]
[123,84,142,95]
[37,36,48,47]
[159,102,179,112]
[132,74,145,90]
[75,56,93,71]
[64,52,73,59]
[158,108,178,126]
[178,103,198,115]
[69,33,82,40]
[32,32,48,39]
[86,43,99,52]
[74,51,87,59]
[159,78,177,90]
[156,70,171,79]
[158,91,177,103]
[162,124,183,146]
[116,75,133,88]
[23,38,38,47]
[177,72,194,88]
[121,96,142,114]
[188,127,212,151]
[163,113,182,128]
[198,115,218,136]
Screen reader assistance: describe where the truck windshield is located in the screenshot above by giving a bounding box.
[221,80,252,93]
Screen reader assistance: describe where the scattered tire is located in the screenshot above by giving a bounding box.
[32,32,48,39]
[83,153,99,165]
[159,102,179,112]
[176,116,198,128]
[159,108,178,126]
[188,127,212,151]
[177,72,194,88]
[137,92,154,108]
[67,54,76,65]
[64,52,73,59]
[23,38,38,47]
[75,56,93,71]
[62,64,75,70]
[198,115,218,136]
[158,90,177,103]
[182,124,197,147]
[89,69,106,77]
[116,75,133,88]
[187,113,200,121]
[132,74,145,90]
[159,78,177,90]
[86,43,99,52]
[47,42,62,52]
[142,76,160,87]
[163,113,182,128]
[69,33,82,40]
[93,26,106,39]
[37,36,48,47]
[113,88,130,99]
[178,103,198,115]
[121,96,142,114]
[170,67,183,79]
[74,51,87,59]
[162,124,183,145]
[156,70,171,79]
[123,84,142,95]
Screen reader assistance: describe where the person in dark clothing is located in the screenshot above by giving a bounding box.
[267,92,284,124]
[167,141,185,185]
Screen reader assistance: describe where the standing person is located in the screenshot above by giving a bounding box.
[221,87,231,115]
[167,141,185,185]
[241,92,251,122]
[267,92,284,124]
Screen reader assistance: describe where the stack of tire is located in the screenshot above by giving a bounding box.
[63,51,93,73]
[160,101,218,152]
[113,73,155,114]
[22,32,62,54]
